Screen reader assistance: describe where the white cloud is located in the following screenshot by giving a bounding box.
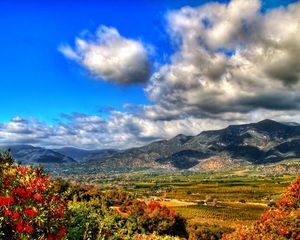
[60,26,151,84]
[146,0,300,117]
[0,113,230,149]
[2,109,300,149]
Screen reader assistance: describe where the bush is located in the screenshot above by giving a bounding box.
[103,189,134,207]
[188,223,234,240]
[0,150,188,239]
[0,150,69,239]
[223,175,300,240]
[67,198,129,239]
[133,233,181,240]
[121,200,188,237]
[268,201,276,207]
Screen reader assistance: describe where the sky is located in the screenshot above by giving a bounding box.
[0,0,300,149]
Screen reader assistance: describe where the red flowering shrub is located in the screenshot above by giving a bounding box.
[0,150,69,239]
[223,175,300,240]
[121,200,187,237]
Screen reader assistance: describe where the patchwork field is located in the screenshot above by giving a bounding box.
[92,170,296,229]
[52,161,299,235]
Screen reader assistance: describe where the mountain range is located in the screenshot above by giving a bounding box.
[2,119,300,171]
[0,145,76,165]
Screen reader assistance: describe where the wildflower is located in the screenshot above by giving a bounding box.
[12,212,20,219]
[4,209,11,216]
[57,206,64,217]
[14,188,26,197]
[16,221,23,233]
[25,208,36,217]
[33,193,42,201]
[0,196,14,206]
[280,228,289,235]
[24,224,33,233]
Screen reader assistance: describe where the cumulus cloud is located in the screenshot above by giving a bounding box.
[60,26,151,84]
[2,109,300,149]
[0,113,228,149]
[146,0,300,117]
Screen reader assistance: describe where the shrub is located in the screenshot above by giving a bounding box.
[0,150,69,239]
[67,198,129,239]
[121,200,188,237]
[223,175,300,240]
[132,233,181,240]
[103,189,134,207]
[188,223,234,240]
[268,201,276,207]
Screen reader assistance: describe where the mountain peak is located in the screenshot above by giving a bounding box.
[253,119,288,131]
[173,134,187,139]
[256,119,281,125]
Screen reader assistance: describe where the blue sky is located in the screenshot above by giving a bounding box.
[0,0,221,122]
[0,0,300,149]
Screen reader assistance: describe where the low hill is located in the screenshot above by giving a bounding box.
[52,147,119,163]
[0,145,76,165]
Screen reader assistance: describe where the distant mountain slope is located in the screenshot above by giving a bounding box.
[85,119,300,170]
[0,145,76,165]
[53,147,119,163]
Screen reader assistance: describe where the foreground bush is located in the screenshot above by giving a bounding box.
[67,197,131,239]
[0,150,69,239]
[187,223,234,240]
[66,191,188,239]
[121,200,188,237]
[132,233,181,240]
[223,175,300,240]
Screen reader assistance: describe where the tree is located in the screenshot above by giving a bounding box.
[0,150,69,239]
[223,175,300,240]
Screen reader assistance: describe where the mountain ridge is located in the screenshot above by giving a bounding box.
[2,119,300,171]
[83,119,300,169]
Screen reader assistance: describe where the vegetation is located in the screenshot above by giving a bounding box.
[0,150,68,239]
[223,175,300,239]
[0,151,187,239]
[187,223,233,240]
[1,150,299,239]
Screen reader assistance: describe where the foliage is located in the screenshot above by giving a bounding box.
[66,189,187,239]
[67,198,130,239]
[121,200,188,237]
[187,223,234,240]
[132,233,181,240]
[222,175,300,240]
[103,190,134,207]
[0,150,69,240]
[3,148,299,240]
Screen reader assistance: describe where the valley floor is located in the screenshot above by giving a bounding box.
[56,167,296,230]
